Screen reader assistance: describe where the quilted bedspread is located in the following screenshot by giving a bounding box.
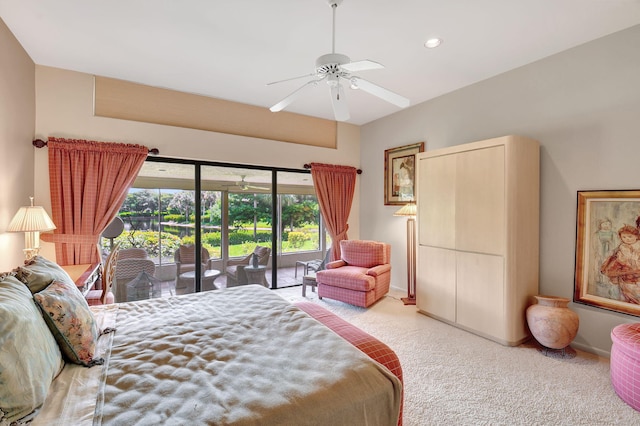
[90,285,401,425]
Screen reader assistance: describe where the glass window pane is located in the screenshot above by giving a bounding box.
[107,162,198,299]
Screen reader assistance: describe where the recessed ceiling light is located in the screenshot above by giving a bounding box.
[424,38,443,49]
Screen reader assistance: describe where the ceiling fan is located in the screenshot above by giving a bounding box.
[223,175,269,191]
[268,0,410,121]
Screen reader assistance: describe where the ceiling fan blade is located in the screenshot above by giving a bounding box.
[270,79,320,112]
[350,76,410,108]
[330,84,350,121]
[342,60,384,73]
[266,73,317,86]
[247,185,270,191]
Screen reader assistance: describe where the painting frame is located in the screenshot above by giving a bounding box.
[574,189,640,317]
[384,142,425,205]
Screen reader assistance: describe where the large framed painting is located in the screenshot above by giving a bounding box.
[574,190,640,316]
[384,142,425,205]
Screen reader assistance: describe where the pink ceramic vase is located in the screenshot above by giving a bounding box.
[526,295,579,350]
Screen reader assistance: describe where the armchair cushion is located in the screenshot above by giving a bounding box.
[340,240,390,268]
[226,265,241,278]
[317,266,376,292]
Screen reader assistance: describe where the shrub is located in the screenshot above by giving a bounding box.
[163,214,185,222]
[228,230,272,245]
[202,232,221,246]
[110,231,182,259]
[287,231,309,248]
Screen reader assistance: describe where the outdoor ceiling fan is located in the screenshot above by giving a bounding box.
[268,0,410,121]
[223,175,269,191]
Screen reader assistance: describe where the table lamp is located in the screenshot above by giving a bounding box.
[394,202,417,305]
[7,196,56,260]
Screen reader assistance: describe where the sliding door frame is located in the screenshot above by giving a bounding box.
[144,156,310,290]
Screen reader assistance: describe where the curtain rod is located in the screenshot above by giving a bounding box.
[303,163,362,174]
[32,139,160,155]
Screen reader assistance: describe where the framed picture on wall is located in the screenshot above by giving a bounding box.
[574,190,640,316]
[384,142,425,205]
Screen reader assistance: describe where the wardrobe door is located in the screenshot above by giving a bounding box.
[456,251,505,340]
[417,154,456,249]
[455,146,505,256]
[417,246,456,322]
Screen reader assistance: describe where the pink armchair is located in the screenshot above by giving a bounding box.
[316,240,391,308]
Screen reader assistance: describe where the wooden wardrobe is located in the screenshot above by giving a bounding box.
[415,135,540,346]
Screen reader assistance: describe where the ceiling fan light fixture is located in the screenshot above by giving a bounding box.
[424,38,443,49]
[316,53,350,69]
[268,0,410,121]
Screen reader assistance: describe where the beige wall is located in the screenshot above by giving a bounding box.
[360,24,640,356]
[33,66,361,259]
[0,18,35,270]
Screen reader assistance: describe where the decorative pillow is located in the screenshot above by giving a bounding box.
[0,274,64,424]
[34,279,103,367]
[14,255,76,293]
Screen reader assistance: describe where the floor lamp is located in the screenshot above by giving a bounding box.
[394,202,416,305]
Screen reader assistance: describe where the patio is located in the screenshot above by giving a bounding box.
[127,265,304,301]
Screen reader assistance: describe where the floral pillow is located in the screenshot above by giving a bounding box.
[15,255,76,294]
[0,274,64,424]
[34,279,103,367]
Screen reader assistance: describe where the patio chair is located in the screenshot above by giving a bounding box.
[113,258,156,302]
[301,249,331,297]
[174,244,211,276]
[86,242,120,306]
[226,246,271,287]
[295,249,332,279]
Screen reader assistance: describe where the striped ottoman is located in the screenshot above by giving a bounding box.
[611,323,640,411]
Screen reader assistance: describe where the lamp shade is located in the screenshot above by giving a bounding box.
[7,198,56,232]
[393,202,417,217]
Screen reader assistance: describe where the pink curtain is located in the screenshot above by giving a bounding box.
[310,162,357,261]
[42,137,148,265]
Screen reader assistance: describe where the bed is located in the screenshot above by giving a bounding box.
[0,257,402,426]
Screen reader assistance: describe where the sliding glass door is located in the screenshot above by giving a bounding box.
[201,166,273,288]
[103,158,324,299]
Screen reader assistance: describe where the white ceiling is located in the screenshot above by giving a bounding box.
[2,0,640,125]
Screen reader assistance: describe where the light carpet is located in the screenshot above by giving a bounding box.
[273,286,640,425]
